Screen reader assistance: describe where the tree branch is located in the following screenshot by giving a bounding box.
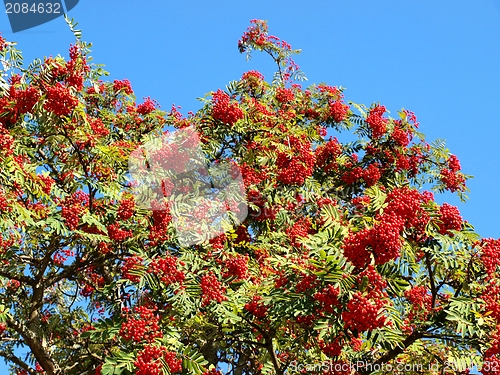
[0,349,36,375]
[358,330,426,375]
[424,251,438,308]
[7,318,60,375]
[243,317,282,375]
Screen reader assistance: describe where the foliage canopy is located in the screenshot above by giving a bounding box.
[0,18,499,375]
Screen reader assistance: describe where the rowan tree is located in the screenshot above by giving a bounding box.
[0,17,499,375]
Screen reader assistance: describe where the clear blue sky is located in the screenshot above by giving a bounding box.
[1,1,500,373]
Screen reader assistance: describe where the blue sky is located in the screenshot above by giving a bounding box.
[1,0,500,373]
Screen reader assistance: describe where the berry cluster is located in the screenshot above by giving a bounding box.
[223,254,249,280]
[384,187,431,240]
[403,109,420,127]
[378,144,425,178]
[440,168,466,192]
[404,286,432,321]
[286,217,312,247]
[341,166,363,185]
[358,265,387,293]
[120,306,162,343]
[317,84,342,97]
[343,214,403,268]
[440,154,465,192]
[275,87,294,104]
[0,190,11,212]
[274,272,289,289]
[316,196,337,209]
[37,174,54,195]
[295,314,316,327]
[137,97,157,115]
[200,272,227,307]
[234,225,251,243]
[0,125,14,156]
[276,137,315,185]
[437,203,462,235]
[319,338,342,357]
[0,82,40,129]
[340,266,389,332]
[362,163,381,187]
[149,201,172,246]
[238,19,269,49]
[242,70,264,81]
[60,191,89,230]
[485,327,500,358]
[342,229,372,268]
[43,58,66,82]
[163,351,182,373]
[385,188,426,223]
[134,345,181,375]
[53,249,75,265]
[209,233,226,250]
[315,137,342,173]
[107,223,132,241]
[478,239,500,279]
[14,87,40,114]
[317,125,327,137]
[0,34,6,51]
[240,162,268,187]
[212,89,244,125]
[238,20,293,55]
[88,117,110,138]
[481,282,500,323]
[148,256,185,286]
[63,52,87,91]
[313,285,340,313]
[97,241,112,255]
[448,154,461,171]
[391,125,410,147]
[365,105,388,139]
[241,70,265,94]
[350,337,363,352]
[351,195,371,213]
[6,279,20,291]
[247,98,275,121]
[329,100,349,123]
[113,79,133,95]
[343,187,434,267]
[43,82,79,116]
[342,291,387,332]
[148,139,188,174]
[0,234,14,253]
[238,20,298,82]
[117,197,136,221]
[244,296,268,318]
[295,273,318,293]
